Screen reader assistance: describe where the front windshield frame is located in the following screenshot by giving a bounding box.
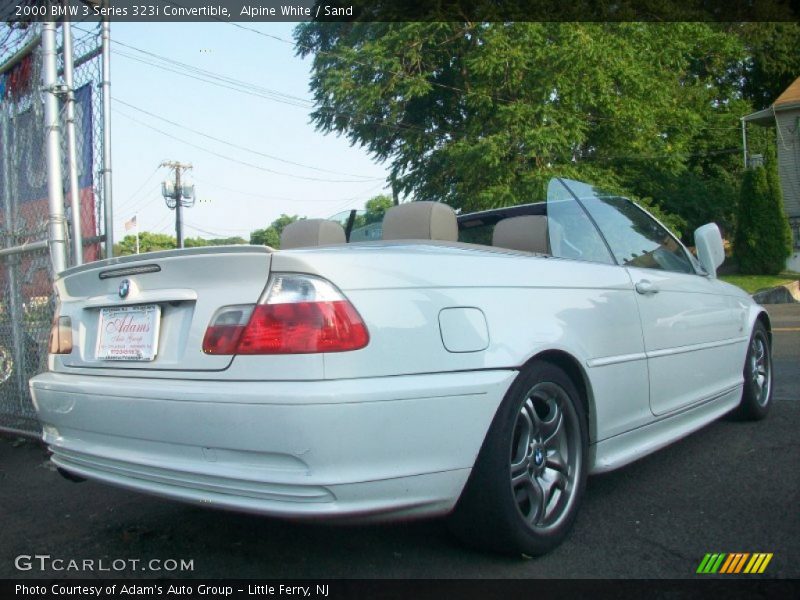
[550,178,702,275]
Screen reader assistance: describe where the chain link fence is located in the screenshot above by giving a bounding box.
[0,21,105,436]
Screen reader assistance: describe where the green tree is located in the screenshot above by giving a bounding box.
[295,22,749,227]
[351,194,394,231]
[364,195,393,224]
[206,236,247,246]
[250,214,302,248]
[733,152,792,275]
[184,237,209,248]
[732,23,800,110]
[113,232,176,256]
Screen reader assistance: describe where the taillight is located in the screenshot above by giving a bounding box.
[49,313,73,355]
[202,274,369,355]
[201,305,254,354]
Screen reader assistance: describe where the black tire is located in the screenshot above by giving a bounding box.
[731,321,772,421]
[448,360,588,556]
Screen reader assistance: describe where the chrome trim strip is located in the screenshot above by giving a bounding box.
[588,336,747,368]
[587,352,647,368]
[645,336,748,359]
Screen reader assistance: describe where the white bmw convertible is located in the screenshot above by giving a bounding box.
[30,178,772,556]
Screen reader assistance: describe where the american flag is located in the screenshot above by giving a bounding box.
[124,215,137,231]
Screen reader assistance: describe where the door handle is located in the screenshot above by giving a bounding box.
[635,280,659,295]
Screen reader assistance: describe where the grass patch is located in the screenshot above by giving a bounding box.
[720,272,800,294]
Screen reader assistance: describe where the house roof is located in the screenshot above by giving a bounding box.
[774,76,800,110]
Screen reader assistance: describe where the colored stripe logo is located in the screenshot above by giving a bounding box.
[697,553,773,574]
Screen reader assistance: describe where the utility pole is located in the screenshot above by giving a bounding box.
[160,161,194,248]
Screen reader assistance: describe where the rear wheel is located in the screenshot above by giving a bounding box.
[731,321,772,421]
[449,360,588,556]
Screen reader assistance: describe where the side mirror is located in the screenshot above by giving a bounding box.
[694,223,725,278]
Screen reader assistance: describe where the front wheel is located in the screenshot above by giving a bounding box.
[449,361,588,556]
[731,321,772,421]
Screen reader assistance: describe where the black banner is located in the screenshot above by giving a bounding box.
[2,0,799,23]
[3,579,800,600]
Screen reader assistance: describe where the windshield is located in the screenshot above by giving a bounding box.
[545,179,616,264]
[549,178,696,273]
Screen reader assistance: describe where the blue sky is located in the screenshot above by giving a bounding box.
[105,22,390,243]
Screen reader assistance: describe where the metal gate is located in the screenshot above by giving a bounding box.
[1,22,106,436]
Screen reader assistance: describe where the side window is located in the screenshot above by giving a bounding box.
[546,198,615,265]
[581,197,694,274]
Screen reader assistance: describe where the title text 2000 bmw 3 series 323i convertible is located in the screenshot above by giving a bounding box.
[30,178,773,556]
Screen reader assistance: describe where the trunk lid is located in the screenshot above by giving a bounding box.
[54,246,271,373]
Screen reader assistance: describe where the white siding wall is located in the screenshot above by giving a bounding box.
[776,109,800,219]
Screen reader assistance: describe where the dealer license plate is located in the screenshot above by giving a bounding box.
[96,305,161,361]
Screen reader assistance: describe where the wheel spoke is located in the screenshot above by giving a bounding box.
[545,448,567,474]
[513,477,541,523]
[511,469,531,488]
[542,408,564,446]
[529,476,547,525]
[550,469,567,492]
[511,449,531,486]
[525,397,542,434]
[511,403,534,469]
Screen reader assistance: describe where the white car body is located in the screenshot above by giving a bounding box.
[30,180,770,534]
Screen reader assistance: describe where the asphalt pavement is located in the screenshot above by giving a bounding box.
[1,304,798,579]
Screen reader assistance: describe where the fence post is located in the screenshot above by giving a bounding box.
[62,18,84,267]
[101,19,114,258]
[41,21,68,275]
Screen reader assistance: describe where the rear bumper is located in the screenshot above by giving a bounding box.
[30,370,515,520]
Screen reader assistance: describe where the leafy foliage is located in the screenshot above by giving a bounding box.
[114,233,247,256]
[114,232,176,256]
[295,22,794,246]
[351,194,393,230]
[250,214,302,248]
[733,23,800,110]
[297,24,747,216]
[733,153,792,275]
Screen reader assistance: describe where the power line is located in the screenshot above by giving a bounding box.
[110,36,313,106]
[112,107,384,184]
[112,97,382,181]
[115,166,161,210]
[192,174,386,204]
[150,211,174,234]
[72,24,434,138]
[118,184,163,217]
[183,221,247,238]
[112,49,312,110]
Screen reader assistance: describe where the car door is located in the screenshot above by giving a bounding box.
[576,194,745,416]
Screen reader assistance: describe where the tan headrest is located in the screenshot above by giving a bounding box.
[492,215,550,254]
[382,201,458,241]
[280,219,346,249]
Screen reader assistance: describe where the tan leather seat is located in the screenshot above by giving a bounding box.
[492,215,553,254]
[381,201,458,241]
[280,219,346,249]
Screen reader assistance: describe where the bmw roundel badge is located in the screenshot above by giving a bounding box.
[119,279,130,299]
